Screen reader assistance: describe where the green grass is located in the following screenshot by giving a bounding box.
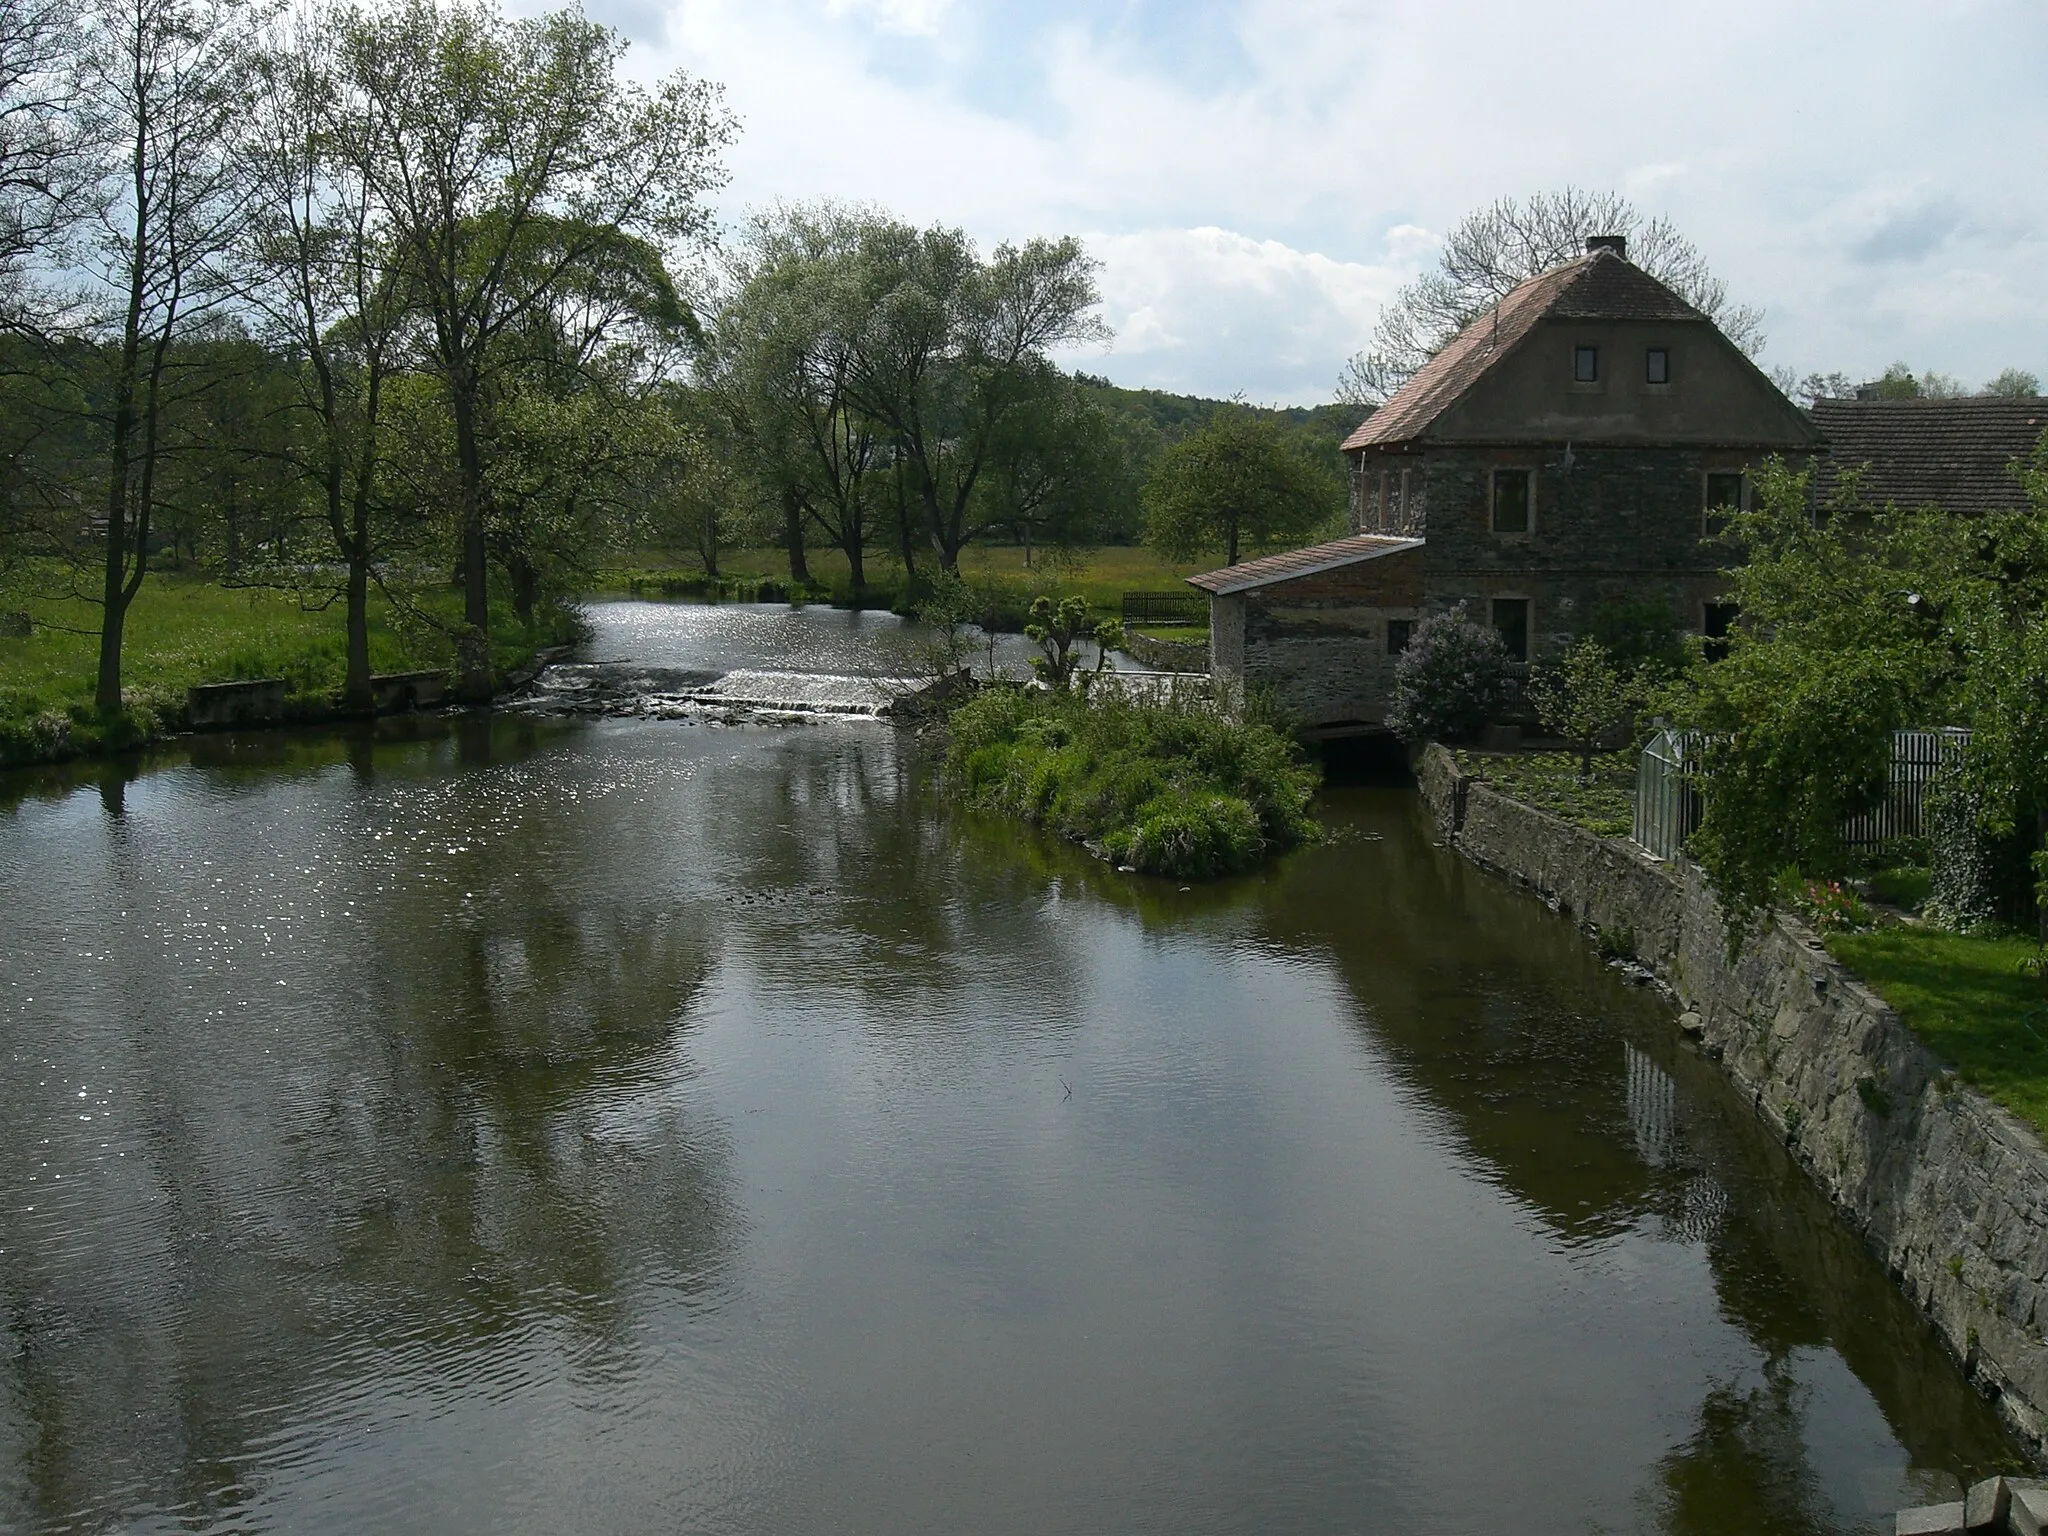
[1827,928,2048,1135]
[593,544,1213,629]
[944,682,1319,879]
[0,570,568,767]
[1454,748,1637,838]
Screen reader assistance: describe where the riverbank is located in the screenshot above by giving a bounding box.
[1418,742,2048,1464]
[593,543,1210,635]
[0,574,575,768]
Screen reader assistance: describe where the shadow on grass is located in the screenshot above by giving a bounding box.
[1828,928,2048,1133]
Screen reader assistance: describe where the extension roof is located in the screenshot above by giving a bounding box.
[1340,249,1705,451]
[1810,397,2046,516]
[1185,534,1424,596]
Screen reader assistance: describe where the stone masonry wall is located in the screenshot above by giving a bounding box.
[1418,743,2048,1462]
[1238,548,1424,729]
[1418,445,1747,643]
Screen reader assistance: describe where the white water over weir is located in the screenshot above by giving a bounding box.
[513,658,934,720]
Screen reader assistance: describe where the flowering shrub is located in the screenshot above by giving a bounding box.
[1795,878,1873,933]
[1387,605,1513,744]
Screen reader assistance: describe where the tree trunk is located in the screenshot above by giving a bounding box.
[1022,522,1032,569]
[844,534,864,593]
[1225,518,1239,569]
[449,384,492,702]
[507,548,537,629]
[782,486,809,586]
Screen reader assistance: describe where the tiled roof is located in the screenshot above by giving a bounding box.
[1185,535,1424,596]
[1340,250,1704,451]
[1811,398,2047,516]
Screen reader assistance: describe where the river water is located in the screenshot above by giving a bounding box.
[0,603,2021,1533]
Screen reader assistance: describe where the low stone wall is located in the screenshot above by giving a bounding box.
[1418,743,2048,1463]
[1121,632,1208,673]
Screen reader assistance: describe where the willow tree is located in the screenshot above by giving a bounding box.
[340,0,731,698]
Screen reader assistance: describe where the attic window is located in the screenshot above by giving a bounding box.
[1573,345,1599,383]
[1646,347,1670,385]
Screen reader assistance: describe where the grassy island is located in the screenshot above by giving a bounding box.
[944,684,1320,879]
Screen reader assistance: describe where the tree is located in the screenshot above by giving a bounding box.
[1338,188,1764,405]
[1985,368,2041,399]
[1386,605,1514,745]
[0,0,87,336]
[341,0,731,697]
[1024,593,1122,692]
[77,0,258,712]
[976,368,1131,567]
[708,204,883,590]
[239,4,406,712]
[1141,406,1334,568]
[1528,637,1638,783]
[839,219,1106,572]
[1863,362,1967,400]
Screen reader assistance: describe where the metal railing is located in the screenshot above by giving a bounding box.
[1121,590,1208,626]
[1630,726,1972,862]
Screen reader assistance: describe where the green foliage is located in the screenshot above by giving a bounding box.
[1867,865,1933,910]
[943,684,1320,879]
[1023,594,1123,691]
[1984,368,2041,399]
[1387,605,1513,744]
[1581,594,1689,676]
[1528,638,1641,781]
[1141,406,1340,568]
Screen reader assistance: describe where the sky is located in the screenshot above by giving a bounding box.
[583,0,2048,406]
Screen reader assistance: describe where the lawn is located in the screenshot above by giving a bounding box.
[1827,928,2048,1136]
[0,571,564,766]
[1454,747,1636,838]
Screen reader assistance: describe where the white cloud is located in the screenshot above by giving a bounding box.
[640,0,2048,397]
[822,0,954,37]
[1064,227,1424,405]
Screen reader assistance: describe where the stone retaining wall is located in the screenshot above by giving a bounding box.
[1418,743,2048,1463]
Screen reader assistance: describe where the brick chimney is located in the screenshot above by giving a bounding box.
[1585,234,1628,258]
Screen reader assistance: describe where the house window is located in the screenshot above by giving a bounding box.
[1491,468,1534,534]
[1398,468,1412,524]
[1386,619,1414,656]
[1574,345,1599,383]
[1703,471,1746,537]
[1646,347,1670,385]
[1490,598,1531,662]
[1702,601,1740,662]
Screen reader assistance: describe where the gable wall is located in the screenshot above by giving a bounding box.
[1434,318,1815,447]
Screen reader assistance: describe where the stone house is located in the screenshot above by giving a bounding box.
[1190,235,1821,733]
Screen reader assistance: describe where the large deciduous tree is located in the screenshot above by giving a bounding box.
[340,0,730,697]
[840,220,1105,573]
[1141,406,1336,568]
[1338,188,1765,406]
[78,0,257,712]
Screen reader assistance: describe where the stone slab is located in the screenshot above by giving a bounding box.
[1896,1501,1966,1534]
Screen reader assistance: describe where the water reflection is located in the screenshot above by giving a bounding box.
[0,606,2026,1533]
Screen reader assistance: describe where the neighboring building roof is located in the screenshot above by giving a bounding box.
[1340,250,1705,451]
[1185,534,1424,596]
[1810,397,2047,516]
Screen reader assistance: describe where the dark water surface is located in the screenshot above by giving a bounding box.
[0,606,2021,1533]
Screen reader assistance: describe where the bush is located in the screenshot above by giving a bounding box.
[1387,605,1513,744]
[943,683,1319,879]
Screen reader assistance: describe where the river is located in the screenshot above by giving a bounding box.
[0,602,2021,1533]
